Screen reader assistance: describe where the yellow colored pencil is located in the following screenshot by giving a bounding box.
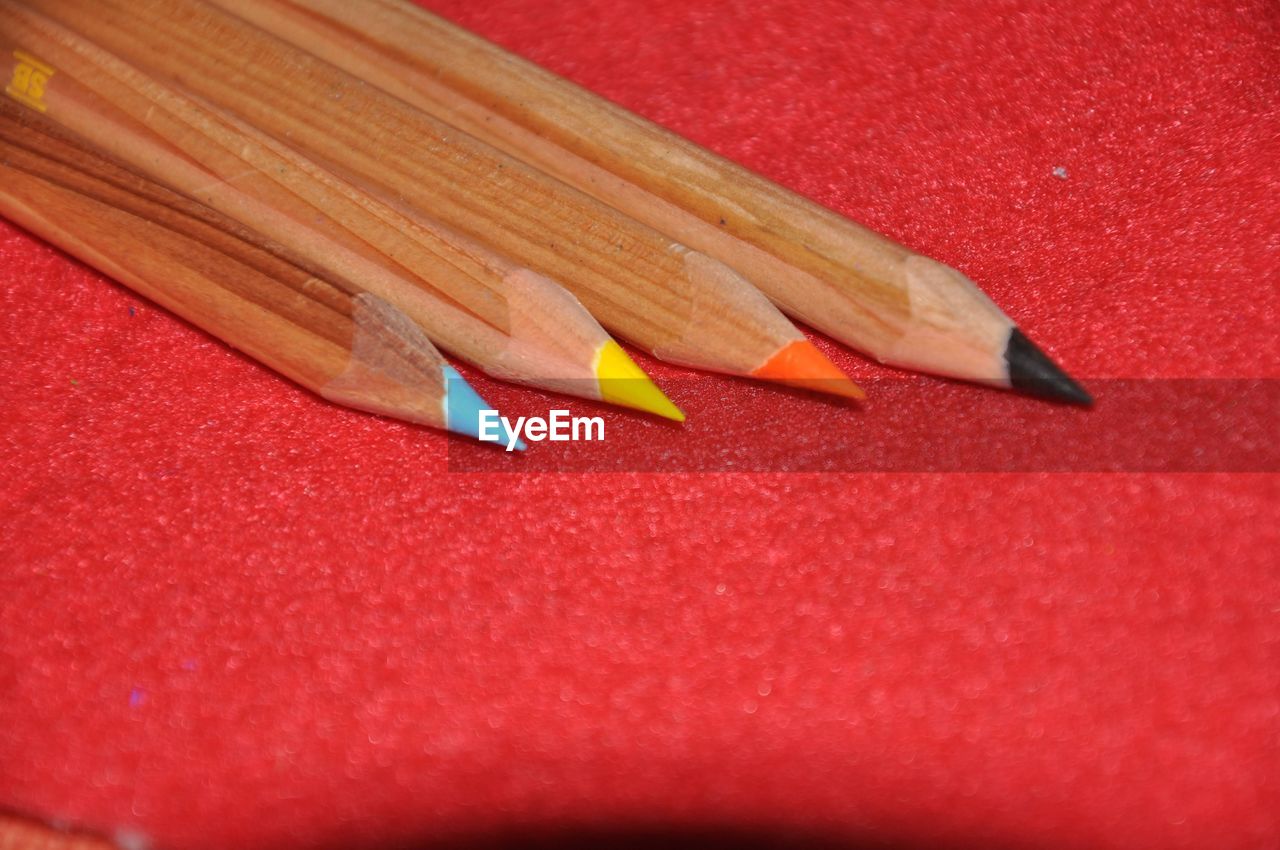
[0,3,683,420]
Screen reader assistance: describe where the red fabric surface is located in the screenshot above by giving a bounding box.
[1,0,1277,848]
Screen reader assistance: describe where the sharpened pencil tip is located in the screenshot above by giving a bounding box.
[1004,328,1092,406]
[441,365,522,448]
[595,340,685,421]
[752,339,866,401]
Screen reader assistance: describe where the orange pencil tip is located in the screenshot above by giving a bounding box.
[752,339,866,401]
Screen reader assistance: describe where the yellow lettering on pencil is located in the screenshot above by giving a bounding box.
[5,50,55,113]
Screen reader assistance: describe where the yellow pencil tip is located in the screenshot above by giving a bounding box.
[752,339,866,401]
[595,340,686,421]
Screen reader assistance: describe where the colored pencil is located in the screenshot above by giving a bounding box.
[0,4,683,422]
[24,0,865,402]
[0,100,502,441]
[222,0,1091,404]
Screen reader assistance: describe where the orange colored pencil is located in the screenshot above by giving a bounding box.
[17,0,864,402]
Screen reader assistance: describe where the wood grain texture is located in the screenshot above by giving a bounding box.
[229,0,1029,386]
[0,2,627,404]
[0,99,466,429]
[31,0,840,384]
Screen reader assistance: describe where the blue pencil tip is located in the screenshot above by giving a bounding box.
[441,366,523,450]
[442,366,496,443]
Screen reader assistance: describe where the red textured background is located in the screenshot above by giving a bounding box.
[1,0,1278,848]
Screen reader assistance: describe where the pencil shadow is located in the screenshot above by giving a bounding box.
[312,819,1042,850]
[719,371,871,412]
